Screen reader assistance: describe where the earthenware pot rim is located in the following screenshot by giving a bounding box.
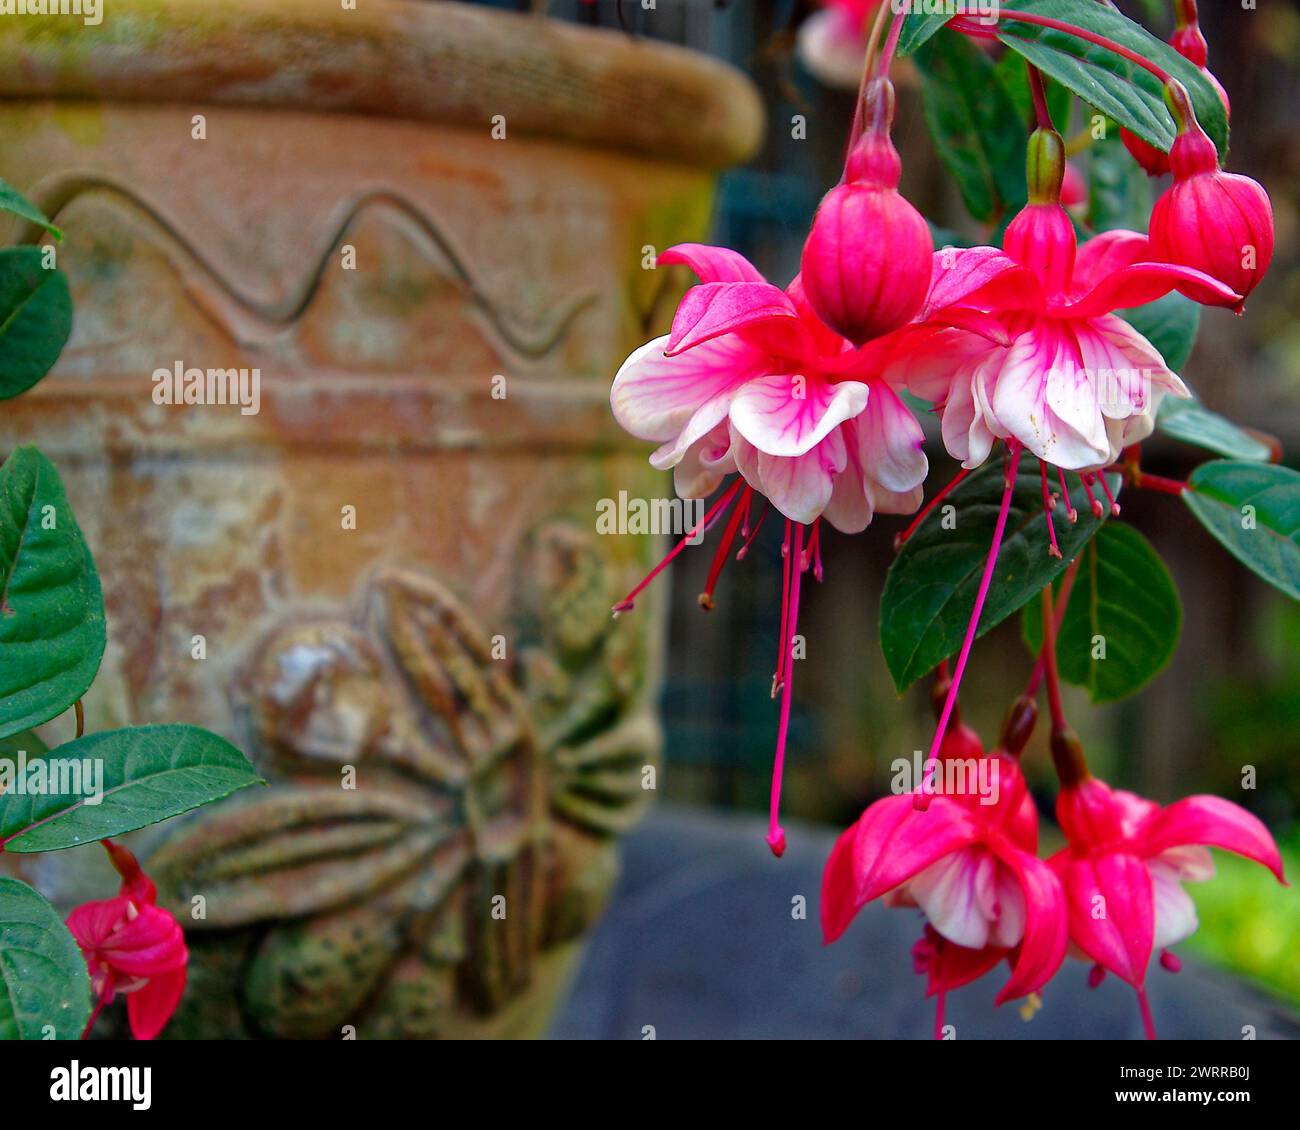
[0,0,765,169]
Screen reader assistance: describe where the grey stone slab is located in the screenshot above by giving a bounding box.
[550,805,1300,1040]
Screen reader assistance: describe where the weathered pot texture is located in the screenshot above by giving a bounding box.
[0,0,761,1038]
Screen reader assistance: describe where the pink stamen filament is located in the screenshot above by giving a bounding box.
[612,477,743,614]
[1057,466,1078,521]
[736,499,771,561]
[1040,459,1061,558]
[699,486,753,611]
[768,521,806,857]
[803,518,824,581]
[773,521,794,698]
[1098,474,1121,516]
[1080,473,1104,519]
[917,444,1024,810]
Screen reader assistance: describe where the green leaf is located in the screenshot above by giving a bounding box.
[0,179,61,239]
[880,460,1119,692]
[0,728,49,758]
[896,12,952,56]
[996,0,1230,156]
[1183,462,1300,601]
[0,247,73,400]
[915,29,1027,223]
[1123,289,1200,373]
[1157,397,1271,462]
[0,877,91,1040]
[0,447,105,741]
[1022,523,1181,703]
[0,724,263,853]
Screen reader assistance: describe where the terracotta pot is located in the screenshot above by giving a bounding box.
[0,0,761,1038]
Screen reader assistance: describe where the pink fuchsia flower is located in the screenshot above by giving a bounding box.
[1048,751,1286,1039]
[796,0,884,91]
[1148,81,1274,307]
[821,723,1068,1019]
[611,243,927,534]
[801,78,932,346]
[67,841,187,1040]
[610,242,927,855]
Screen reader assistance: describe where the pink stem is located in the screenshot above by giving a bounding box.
[1137,988,1159,1041]
[917,444,1023,809]
[990,10,1174,84]
[768,522,805,858]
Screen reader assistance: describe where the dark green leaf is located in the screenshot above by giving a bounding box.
[1157,397,1271,462]
[996,0,1230,155]
[880,460,1120,692]
[0,724,262,853]
[916,29,1027,223]
[0,447,105,741]
[1022,523,1181,703]
[1183,462,1300,601]
[0,728,49,758]
[0,877,91,1040]
[0,180,61,239]
[896,11,952,56]
[0,247,73,400]
[1123,290,1200,373]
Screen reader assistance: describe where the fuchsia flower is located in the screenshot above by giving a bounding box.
[1148,82,1274,306]
[612,243,927,533]
[1049,761,1286,1038]
[822,715,1068,1013]
[67,841,187,1040]
[801,79,932,346]
[610,241,927,855]
[885,128,1240,549]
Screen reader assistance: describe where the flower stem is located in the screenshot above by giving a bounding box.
[843,1,894,171]
[955,9,1173,84]
[1027,62,1054,130]
[919,444,1023,805]
[1040,584,1068,732]
[1137,988,1159,1041]
[1025,556,1080,698]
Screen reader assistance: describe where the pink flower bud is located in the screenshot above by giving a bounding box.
[799,79,931,346]
[1120,128,1171,177]
[1148,84,1274,307]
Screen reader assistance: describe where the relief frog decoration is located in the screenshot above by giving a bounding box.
[144,522,657,1039]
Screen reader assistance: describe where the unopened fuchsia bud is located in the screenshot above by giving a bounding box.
[1148,80,1274,309]
[1003,129,1076,297]
[1122,0,1228,177]
[799,77,931,346]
